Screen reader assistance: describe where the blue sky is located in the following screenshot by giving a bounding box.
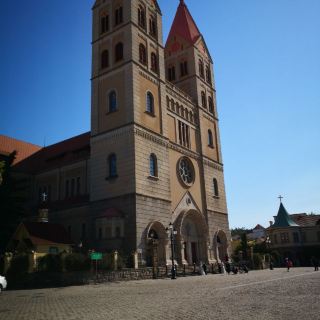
[0,0,319,228]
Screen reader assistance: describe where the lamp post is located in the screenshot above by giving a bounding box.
[266,236,273,270]
[166,222,177,280]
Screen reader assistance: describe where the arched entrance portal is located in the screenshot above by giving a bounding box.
[145,222,167,267]
[214,230,228,262]
[175,210,208,265]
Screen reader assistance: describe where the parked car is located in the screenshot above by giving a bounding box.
[0,275,7,292]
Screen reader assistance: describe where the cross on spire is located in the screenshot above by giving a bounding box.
[278,195,283,203]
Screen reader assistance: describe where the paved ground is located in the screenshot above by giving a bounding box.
[0,268,319,320]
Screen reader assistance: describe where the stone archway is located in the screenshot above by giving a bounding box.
[214,230,228,262]
[175,210,209,265]
[145,221,168,267]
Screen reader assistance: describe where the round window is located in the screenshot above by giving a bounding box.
[177,157,195,187]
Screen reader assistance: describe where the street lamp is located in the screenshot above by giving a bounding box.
[266,236,273,270]
[166,222,177,280]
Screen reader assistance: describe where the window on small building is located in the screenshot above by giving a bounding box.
[280,232,290,244]
[293,232,299,243]
[201,91,207,108]
[146,91,154,114]
[180,61,188,77]
[208,96,214,113]
[49,247,59,254]
[178,120,190,149]
[168,66,176,81]
[115,42,124,62]
[138,5,146,29]
[199,59,204,78]
[149,15,157,37]
[76,177,81,195]
[151,53,158,73]
[208,130,214,148]
[101,50,109,69]
[108,154,117,178]
[100,14,109,34]
[213,178,219,197]
[301,232,307,242]
[115,226,121,238]
[139,44,147,65]
[65,180,69,199]
[115,6,123,26]
[206,65,212,84]
[108,90,117,112]
[149,154,158,177]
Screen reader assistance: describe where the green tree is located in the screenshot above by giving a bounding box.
[0,152,27,253]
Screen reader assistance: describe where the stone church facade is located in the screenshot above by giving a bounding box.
[10,0,231,266]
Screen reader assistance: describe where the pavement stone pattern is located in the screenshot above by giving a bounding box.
[0,268,319,320]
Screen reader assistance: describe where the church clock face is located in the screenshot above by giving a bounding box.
[177,157,195,187]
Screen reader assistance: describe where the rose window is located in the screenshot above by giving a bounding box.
[178,157,194,187]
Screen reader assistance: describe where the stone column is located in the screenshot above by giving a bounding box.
[180,241,188,265]
[132,251,139,269]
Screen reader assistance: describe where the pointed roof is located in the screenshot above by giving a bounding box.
[272,203,299,228]
[166,0,201,46]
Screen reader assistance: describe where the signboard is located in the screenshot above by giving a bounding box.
[91,252,103,260]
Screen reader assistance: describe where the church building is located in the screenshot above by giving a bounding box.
[4,0,231,266]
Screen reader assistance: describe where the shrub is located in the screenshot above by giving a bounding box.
[7,254,29,278]
[64,253,90,272]
[38,254,62,273]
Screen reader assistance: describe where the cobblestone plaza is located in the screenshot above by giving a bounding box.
[0,268,319,320]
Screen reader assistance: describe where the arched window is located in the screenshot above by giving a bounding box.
[180,61,188,77]
[149,16,157,37]
[108,154,117,178]
[146,91,154,114]
[101,50,109,69]
[168,66,176,81]
[138,5,146,28]
[201,91,207,108]
[151,53,158,72]
[100,14,109,34]
[108,90,117,112]
[213,178,219,197]
[206,65,212,84]
[115,6,123,26]
[208,96,214,113]
[149,154,158,177]
[115,42,123,62]
[208,129,214,147]
[139,44,147,65]
[199,59,204,78]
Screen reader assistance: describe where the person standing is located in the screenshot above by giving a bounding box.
[312,257,319,271]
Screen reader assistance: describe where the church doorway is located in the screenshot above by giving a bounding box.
[177,210,208,265]
[145,222,167,267]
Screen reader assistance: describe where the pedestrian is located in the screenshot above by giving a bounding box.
[311,257,319,271]
[225,261,231,275]
[221,262,226,274]
[202,263,207,275]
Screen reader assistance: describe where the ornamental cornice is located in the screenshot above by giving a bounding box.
[134,127,168,147]
[139,70,159,85]
[203,158,224,172]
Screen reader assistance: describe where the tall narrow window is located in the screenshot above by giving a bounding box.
[115,42,123,61]
[178,121,190,149]
[101,50,109,69]
[206,65,212,84]
[115,6,123,26]
[149,154,158,177]
[100,14,109,34]
[149,16,157,37]
[138,6,146,28]
[199,59,204,78]
[208,130,214,147]
[151,53,158,72]
[213,178,219,197]
[208,96,214,113]
[139,44,147,65]
[168,66,176,81]
[180,61,188,77]
[108,90,117,112]
[201,91,206,108]
[108,154,117,178]
[146,92,154,114]
[76,177,81,195]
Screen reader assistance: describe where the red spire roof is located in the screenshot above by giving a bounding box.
[166,0,201,46]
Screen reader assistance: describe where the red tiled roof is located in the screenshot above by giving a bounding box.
[23,221,72,245]
[96,208,123,219]
[0,135,42,165]
[166,0,201,47]
[291,214,320,227]
[14,132,90,174]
